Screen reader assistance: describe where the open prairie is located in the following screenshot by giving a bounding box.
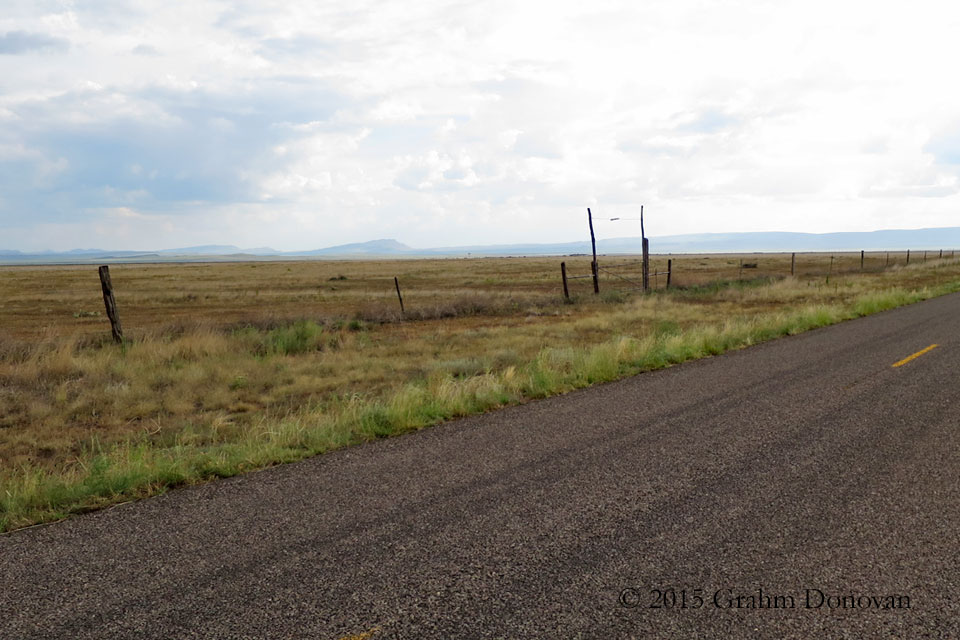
[0,250,931,340]
[1,250,958,531]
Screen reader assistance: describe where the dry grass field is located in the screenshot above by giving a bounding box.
[1,250,958,531]
[0,251,929,341]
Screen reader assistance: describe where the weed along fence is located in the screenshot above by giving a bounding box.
[559,249,959,300]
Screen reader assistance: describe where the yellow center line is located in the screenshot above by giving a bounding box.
[892,344,939,368]
[336,628,380,640]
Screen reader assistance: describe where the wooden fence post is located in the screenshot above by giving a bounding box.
[642,238,650,291]
[98,265,124,344]
[939,249,943,259]
[394,276,405,315]
[640,205,649,291]
[860,250,864,271]
[560,262,570,300]
[587,207,599,294]
[791,252,795,276]
[923,251,927,262]
[666,259,672,288]
[906,250,910,265]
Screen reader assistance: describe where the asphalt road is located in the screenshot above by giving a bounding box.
[4,293,960,639]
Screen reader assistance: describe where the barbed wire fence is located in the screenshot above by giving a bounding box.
[559,250,958,300]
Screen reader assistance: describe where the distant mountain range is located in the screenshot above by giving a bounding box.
[4,227,960,263]
[297,239,414,255]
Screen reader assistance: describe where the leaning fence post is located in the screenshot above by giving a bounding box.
[587,208,599,294]
[394,276,405,315]
[640,205,650,291]
[98,265,124,344]
[906,250,910,265]
[560,262,570,300]
[666,259,672,288]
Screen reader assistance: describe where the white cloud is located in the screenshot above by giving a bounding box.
[3,0,960,251]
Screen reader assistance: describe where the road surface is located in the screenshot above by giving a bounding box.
[3,293,960,638]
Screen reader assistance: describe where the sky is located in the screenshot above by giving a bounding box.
[2,0,960,252]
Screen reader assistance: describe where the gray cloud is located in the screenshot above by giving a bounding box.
[1,79,351,221]
[861,138,888,155]
[616,137,693,158]
[676,108,741,134]
[257,34,338,59]
[0,31,69,55]
[513,131,562,159]
[131,44,161,56]
[862,183,958,198]
[394,165,430,190]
